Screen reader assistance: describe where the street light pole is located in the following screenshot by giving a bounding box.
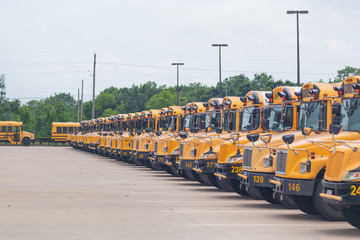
[171,62,184,105]
[287,10,308,86]
[212,44,228,97]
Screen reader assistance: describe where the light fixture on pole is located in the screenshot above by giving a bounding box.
[212,44,228,98]
[171,62,184,105]
[287,10,308,86]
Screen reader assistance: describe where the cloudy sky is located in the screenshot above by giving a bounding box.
[1,0,359,102]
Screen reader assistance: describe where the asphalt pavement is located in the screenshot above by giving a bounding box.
[0,146,358,240]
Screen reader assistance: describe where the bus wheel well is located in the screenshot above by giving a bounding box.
[315,168,326,181]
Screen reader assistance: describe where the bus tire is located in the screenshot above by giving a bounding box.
[22,138,31,146]
[313,180,344,221]
[231,179,249,196]
[277,194,299,209]
[260,187,279,204]
[294,195,318,215]
[342,206,360,229]
[246,185,264,200]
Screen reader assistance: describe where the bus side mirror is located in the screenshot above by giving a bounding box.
[282,134,295,145]
[145,128,151,133]
[119,132,123,136]
[302,127,313,136]
[329,124,342,135]
[260,134,272,144]
[216,127,223,134]
[156,131,162,136]
[261,119,269,130]
[137,131,141,136]
[246,134,259,143]
[179,132,188,139]
[332,103,341,116]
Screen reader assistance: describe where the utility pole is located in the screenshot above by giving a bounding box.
[287,10,308,86]
[171,63,184,105]
[77,88,80,122]
[81,79,84,121]
[212,44,228,98]
[92,53,96,119]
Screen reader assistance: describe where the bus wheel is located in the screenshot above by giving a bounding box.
[216,178,234,192]
[198,174,215,186]
[260,187,279,204]
[183,170,197,181]
[277,194,299,209]
[313,180,344,221]
[22,138,31,146]
[170,167,181,177]
[246,185,264,200]
[160,165,171,173]
[342,206,360,229]
[294,195,318,215]
[231,179,249,196]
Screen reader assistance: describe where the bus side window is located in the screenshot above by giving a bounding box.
[69,127,74,133]
[7,126,13,132]
[56,127,62,133]
[63,127,68,133]
[1,126,6,132]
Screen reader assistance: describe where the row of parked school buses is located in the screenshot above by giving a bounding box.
[68,76,360,229]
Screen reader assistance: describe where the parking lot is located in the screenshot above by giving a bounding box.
[0,146,358,240]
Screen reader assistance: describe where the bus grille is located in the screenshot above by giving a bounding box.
[276,150,288,175]
[243,147,253,169]
[179,142,184,158]
[154,141,158,154]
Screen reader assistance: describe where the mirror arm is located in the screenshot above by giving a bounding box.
[286,144,311,161]
[331,133,360,153]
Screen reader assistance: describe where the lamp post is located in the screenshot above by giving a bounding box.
[287,10,308,86]
[171,62,184,105]
[212,44,228,97]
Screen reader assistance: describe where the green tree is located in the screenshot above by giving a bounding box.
[146,89,177,109]
[333,66,360,82]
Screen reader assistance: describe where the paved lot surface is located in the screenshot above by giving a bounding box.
[0,146,358,240]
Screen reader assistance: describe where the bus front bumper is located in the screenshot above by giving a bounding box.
[272,177,315,196]
[240,171,275,188]
[321,180,360,206]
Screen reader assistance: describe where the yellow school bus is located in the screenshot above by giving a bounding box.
[51,122,81,143]
[0,121,35,146]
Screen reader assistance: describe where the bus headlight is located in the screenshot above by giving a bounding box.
[200,153,215,160]
[171,149,179,155]
[263,156,273,168]
[300,160,311,173]
[226,156,242,164]
[343,169,360,181]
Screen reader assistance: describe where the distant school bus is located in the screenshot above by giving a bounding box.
[51,122,81,143]
[0,121,35,146]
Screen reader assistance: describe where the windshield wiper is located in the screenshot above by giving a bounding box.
[344,99,360,117]
[303,102,320,118]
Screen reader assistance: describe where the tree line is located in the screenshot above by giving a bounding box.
[0,66,359,137]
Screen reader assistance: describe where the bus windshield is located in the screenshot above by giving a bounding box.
[223,110,237,131]
[210,111,222,130]
[298,101,326,131]
[241,107,260,131]
[340,98,360,131]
